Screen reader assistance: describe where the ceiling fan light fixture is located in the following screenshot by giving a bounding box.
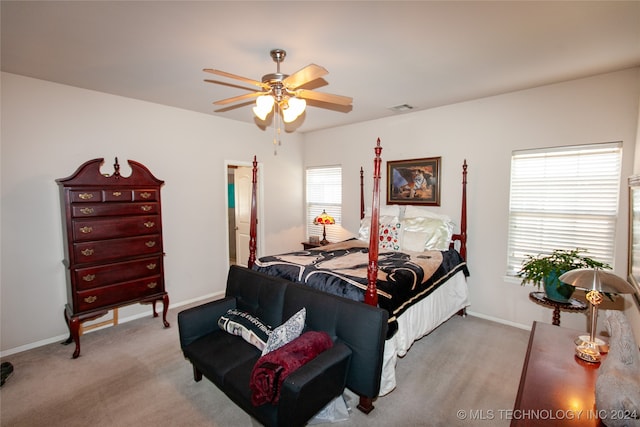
[253,95,275,120]
[282,97,306,123]
[206,48,351,129]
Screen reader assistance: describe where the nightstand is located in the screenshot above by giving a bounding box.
[302,241,322,250]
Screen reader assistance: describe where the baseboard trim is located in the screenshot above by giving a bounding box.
[466,310,532,331]
[0,291,224,358]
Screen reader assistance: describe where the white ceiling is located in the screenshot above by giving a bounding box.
[2,1,640,134]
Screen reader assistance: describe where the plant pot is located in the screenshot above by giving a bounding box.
[543,271,575,303]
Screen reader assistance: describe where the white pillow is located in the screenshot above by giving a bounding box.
[261,308,306,355]
[404,205,452,223]
[401,217,454,251]
[363,205,400,218]
[401,229,431,252]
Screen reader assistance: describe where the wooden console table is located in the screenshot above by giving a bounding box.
[512,321,606,426]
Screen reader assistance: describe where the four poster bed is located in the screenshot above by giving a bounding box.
[246,139,469,407]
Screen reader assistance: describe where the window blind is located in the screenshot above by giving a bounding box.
[506,142,622,276]
[306,166,342,242]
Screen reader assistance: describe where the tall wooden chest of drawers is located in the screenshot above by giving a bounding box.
[57,158,169,358]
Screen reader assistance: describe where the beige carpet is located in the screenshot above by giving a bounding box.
[0,304,529,427]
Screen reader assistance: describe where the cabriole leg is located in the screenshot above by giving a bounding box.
[161,294,170,328]
[62,307,81,359]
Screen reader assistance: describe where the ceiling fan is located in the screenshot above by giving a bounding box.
[204,49,352,123]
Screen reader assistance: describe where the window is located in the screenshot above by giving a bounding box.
[506,142,622,276]
[306,166,342,242]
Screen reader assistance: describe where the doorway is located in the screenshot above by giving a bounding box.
[227,162,255,267]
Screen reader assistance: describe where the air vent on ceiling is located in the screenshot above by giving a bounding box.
[389,104,414,112]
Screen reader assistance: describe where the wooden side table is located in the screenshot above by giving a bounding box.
[529,291,587,326]
[302,241,322,250]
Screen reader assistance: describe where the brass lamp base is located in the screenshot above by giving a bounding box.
[575,341,601,363]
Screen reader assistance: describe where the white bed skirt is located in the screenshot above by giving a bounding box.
[378,271,470,396]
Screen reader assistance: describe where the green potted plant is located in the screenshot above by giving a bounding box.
[518,248,610,303]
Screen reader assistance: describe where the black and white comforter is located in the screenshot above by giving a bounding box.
[252,239,469,336]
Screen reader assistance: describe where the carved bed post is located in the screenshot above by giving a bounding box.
[248,156,258,269]
[459,160,468,260]
[365,138,382,306]
[450,160,468,261]
[360,167,365,220]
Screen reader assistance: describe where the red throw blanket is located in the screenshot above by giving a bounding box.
[250,331,333,406]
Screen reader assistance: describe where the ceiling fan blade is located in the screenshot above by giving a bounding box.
[203,68,266,89]
[295,89,352,106]
[214,91,265,106]
[283,64,328,89]
[204,79,263,92]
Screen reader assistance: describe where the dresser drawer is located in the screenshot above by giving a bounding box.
[102,189,133,202]
[70,190,102,203]
[71,202,159,218]
[73,256,163,290]
[73,234,162,264]
[75,276,164,312]
[134,189,158,201]
[73,215,160,241]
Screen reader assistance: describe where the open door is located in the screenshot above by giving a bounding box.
[233,166,252,267]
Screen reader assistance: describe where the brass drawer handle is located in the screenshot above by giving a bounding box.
[82,274,95,282]
[144,221,155,228]
[147,282,158,289]
[112,191,122,197]
[140,192,152,199]
[146,263,157,270]
[81,248,94,256]
[80,207,94,215]
[140,205,152,212]
[145,241,156,248]
[79,193,93,200]
[84,296,97,304]
[79,226,93,234]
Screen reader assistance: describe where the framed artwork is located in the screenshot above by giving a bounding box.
[627,175,640,308]
[387,157,441,206]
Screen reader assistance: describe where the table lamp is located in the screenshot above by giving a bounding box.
[313,210,335,245]
[558,268,635,363]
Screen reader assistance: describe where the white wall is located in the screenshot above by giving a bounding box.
[0,72,305,354]
[3,68,640,355]
[304,68,640,338]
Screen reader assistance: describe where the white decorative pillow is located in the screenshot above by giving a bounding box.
[358,215,398,242]
[401,217,454,251]
[261,308,306,355]
[218,309,272,351]
[379,220,401,251]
